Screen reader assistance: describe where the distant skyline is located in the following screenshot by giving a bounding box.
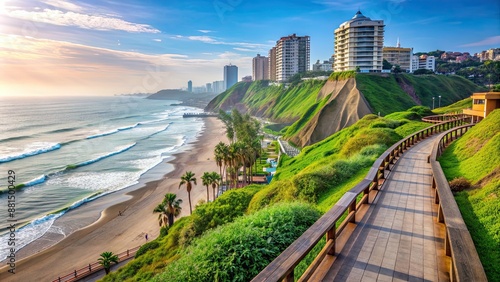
[1,0,499,96]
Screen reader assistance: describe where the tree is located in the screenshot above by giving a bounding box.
[383,59,393,70]
[209,172,221,200]
[201,172,212,202]
[179,171,197,214]
[154,193,182,227]
[98,251,119,275]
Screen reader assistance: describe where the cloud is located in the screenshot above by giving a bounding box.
[0,34,252,96]
[187,35,217,43]
[177,35,271,52]
[4,8,160,33]
[198,29,213,33]
[153,38,162,42]
[460,36,500,47]
[40,0,84,12]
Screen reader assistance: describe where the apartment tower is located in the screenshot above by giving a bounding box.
[268,47,277,81]
[223,64,238,90]
[334,11,384,72]
[275,34,310,82]
[252,54,269,81]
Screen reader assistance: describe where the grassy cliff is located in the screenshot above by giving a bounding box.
[101,107,435,281]
[439,109,500,281]
[206,73,480,147]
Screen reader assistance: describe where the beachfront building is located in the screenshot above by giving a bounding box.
[268,47,277,81]
[383,39,413,72]
[224,64,238,90]
[274,34,310,82]
[463,92,500,122]
[206,83,212,93]
[411,55,435,72]
[312,57,334,71]
[253,54,269,81]
[334,10,384,72]
[187,80,192,93]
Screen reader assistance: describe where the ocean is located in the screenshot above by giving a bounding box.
[0,96,204,260]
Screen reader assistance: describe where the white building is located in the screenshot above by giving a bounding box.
[334,10,384,72]
[411,55,435,72]
[212,80,225,94]
[275,34,310,82]
[312,57,334,71]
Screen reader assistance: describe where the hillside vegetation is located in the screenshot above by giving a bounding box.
[205,73,480,147]
[101,105,438,281]
[439,109,500,281]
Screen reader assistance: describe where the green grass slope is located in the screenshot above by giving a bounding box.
[102,106,437,281]
[439,109,500,281]
[356,74,480,116]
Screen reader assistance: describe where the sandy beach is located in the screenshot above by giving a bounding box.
[0,117,227,281]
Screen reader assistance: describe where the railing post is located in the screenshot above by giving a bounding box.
[284,271,294,282]
[127,249,130,257]
[74,270,77,277]
[348,201,356,223]
[326,226,336,255]
[89,264,91,272]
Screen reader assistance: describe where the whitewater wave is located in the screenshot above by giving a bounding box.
[0,143,61,164]
[67,143,137,169]
[0,192,103,260]
[22,175,47,187]
[86,122,140,139]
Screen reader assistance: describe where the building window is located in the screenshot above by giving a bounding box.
[473,99,485,105]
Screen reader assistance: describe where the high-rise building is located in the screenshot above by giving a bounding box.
[334,10,384,72]
[206,83,212,93]
[224,64,238,90]
[274,34,310,82]
[411,55,435,72]
[212,80,225,94]
[252,54,269,81]
[383,39,413,72]
[187,80,193,93]
[268,47,277,81]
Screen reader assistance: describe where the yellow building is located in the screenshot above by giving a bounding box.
[463,92,500,122]
[383,46,412,72]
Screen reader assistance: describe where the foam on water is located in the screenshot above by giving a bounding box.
[0,142,61,163]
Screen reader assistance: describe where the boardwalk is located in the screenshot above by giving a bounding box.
[316,135,449,281]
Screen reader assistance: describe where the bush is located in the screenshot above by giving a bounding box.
[135,241,160,258]
[449,177,471,192]
[154,202,320,282]
[178,185,261,246]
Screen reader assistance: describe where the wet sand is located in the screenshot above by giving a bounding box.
[0,117,227,281]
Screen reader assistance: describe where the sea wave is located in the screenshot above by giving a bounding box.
[22,175,47,187]
[0,143,62,163]
[67,143,137,169]
[86,122,141,139]
[0,192,103,260]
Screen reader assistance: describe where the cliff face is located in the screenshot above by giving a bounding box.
[205,73,480,148]
[289,78,372,147]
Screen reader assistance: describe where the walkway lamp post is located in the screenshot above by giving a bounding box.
[438,95,441,108]
[432,97,435,110]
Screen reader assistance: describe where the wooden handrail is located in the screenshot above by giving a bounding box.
[252,117,470,282]
[429,124,488,282]
[53,245,141,282]
[421,113,466,123]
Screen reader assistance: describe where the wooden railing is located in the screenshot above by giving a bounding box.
[429,124,488,282]
[421,113,466,123]
[252,118,469,282]
[52,245,141,282]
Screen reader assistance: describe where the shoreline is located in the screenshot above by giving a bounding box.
[0,117,227,281]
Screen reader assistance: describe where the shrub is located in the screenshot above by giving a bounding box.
[154,202,320,282]
[135,241,160,258]
[449,177,471,192]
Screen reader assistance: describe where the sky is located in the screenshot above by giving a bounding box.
[0,0,499,96]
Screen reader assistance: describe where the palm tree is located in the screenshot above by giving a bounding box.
[98,251,119,275]
[179,171,197,214]
[209,172,221,199]
[201,172,212,202]
[153,193,182,227]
